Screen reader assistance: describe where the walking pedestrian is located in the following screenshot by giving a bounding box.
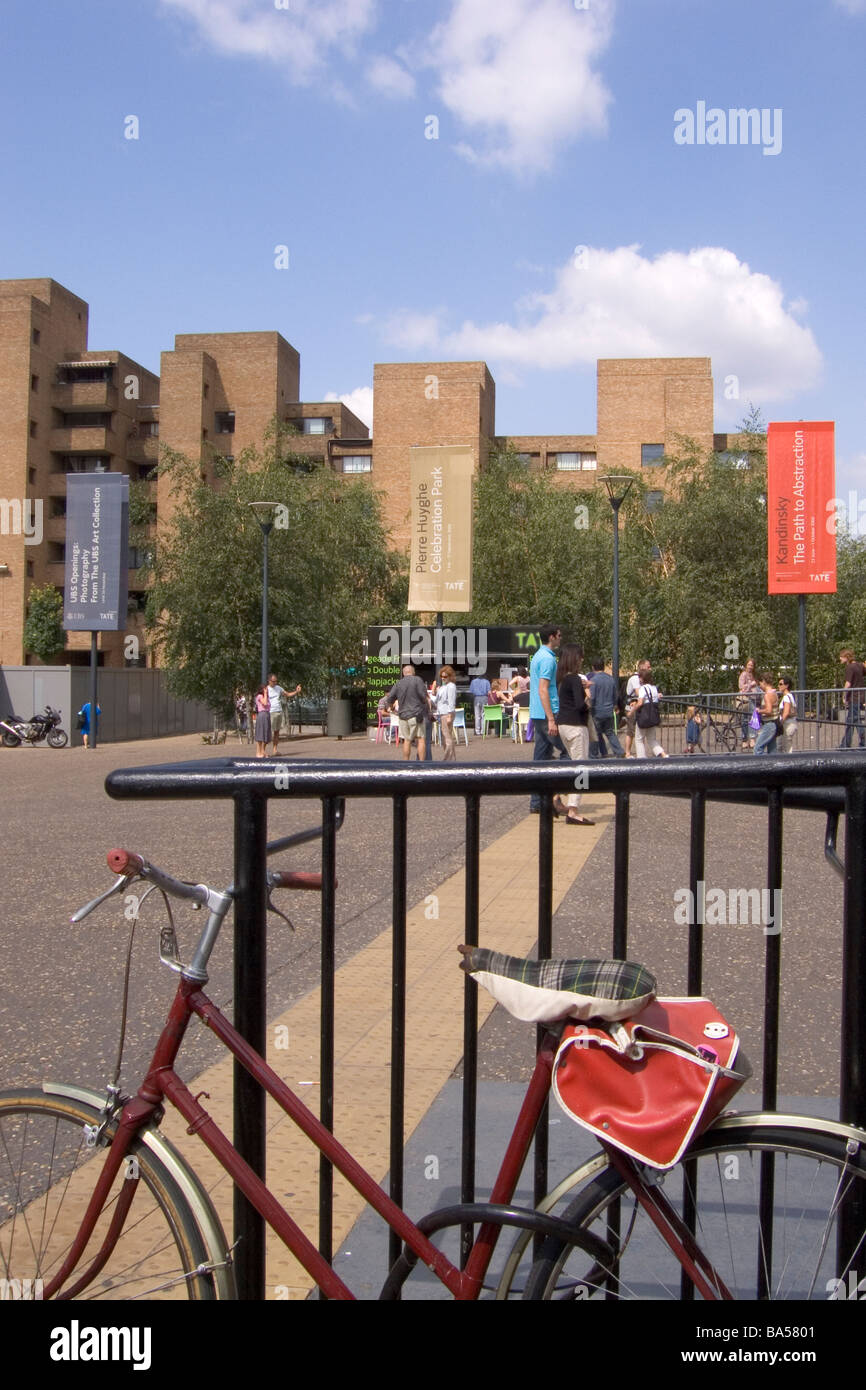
[777,676,798,752]
[753,674,780,755]
[267,673,302,755]
[587,659,625,757]
[839,649,866,749]
[383,664,431,761]
[468,673,492,737]
[77,701,101,750]
[254,684,271,758]
[556,643,595,825]
[633,667,668,758]
[738,658,761,750]
[623,661,649,758]
[529,623,568,813]
[434,665,458,761]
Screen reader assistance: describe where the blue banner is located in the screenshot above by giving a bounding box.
[63,474,129,631]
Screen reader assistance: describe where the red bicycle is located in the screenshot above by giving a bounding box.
[1,822,864,1301]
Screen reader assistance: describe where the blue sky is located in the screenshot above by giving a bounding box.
[2,0,864,489]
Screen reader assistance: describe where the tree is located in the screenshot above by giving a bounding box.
[23,584,65,664]
[146,430,406,712]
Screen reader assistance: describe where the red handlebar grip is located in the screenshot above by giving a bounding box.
[270,871,327,891]
[107,849,145,877]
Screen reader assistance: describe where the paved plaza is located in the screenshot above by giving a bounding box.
[0,727,847,1297]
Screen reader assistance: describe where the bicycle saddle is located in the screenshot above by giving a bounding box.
[458,944,657,1024]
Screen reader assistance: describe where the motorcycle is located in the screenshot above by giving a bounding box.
[0,705,69,748]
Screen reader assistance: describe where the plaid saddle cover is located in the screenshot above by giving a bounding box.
[460,947,657,1024]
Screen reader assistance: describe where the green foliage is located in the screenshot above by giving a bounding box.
[147,433,406,710]
[23,584,65,663]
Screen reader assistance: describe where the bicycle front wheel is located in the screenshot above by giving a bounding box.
[0,1089,217,1300]
[523,1115,866,1300]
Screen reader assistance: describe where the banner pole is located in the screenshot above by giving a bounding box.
[89,631,99,750]
[798,594,807,718]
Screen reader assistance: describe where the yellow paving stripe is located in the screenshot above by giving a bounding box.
[157,797,614,1297]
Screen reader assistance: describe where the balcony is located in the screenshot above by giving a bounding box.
[50,427,117,454]
[125,436,159,466]
[51,382,118,411]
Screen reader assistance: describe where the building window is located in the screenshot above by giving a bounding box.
[718,450,750,469]
[340,455,372,473]
[62,412,111,429]
[129,547,152,570]
[62,455,110,473]
[58,366,113,385]
[301,417,333,435]
[215,411,235,434]
[138,421,159,438]
[203,382,209,397]
[32,328,40,346]
[28,468,36,485]
[48,542,65,563]
[513,453,535,466]
[31,375,39,392]
[30,420,37,438]
[554,452,597,471]
[202,429,208,441]
[645,490,663,512]
[51,498,67,518]
[26,560,34,577]
[641,443,665,467]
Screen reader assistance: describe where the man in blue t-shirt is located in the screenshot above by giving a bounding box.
[529,623,567,811]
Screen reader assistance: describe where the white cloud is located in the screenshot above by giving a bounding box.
[324,386,373,428]
[366,54,415,99]
[381,310,444,352]
[423,0,615,172]
[383,245,823,403]
[159,0,378,84]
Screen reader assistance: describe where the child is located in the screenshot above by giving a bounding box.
[685,705,703,754]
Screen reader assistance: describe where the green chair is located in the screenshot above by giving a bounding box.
[482,705,504,737]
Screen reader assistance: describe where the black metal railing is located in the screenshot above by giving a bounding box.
[106,752,866,1299]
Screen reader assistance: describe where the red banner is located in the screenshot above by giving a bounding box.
[767,421,836,594]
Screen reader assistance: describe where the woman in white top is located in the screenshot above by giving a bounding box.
[634,669,669,758]
[777,675,798,752]
[434,665,458,761]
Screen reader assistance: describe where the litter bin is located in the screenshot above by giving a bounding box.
[327,698,352,739]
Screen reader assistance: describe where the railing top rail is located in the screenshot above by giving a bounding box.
[105,752,863,803]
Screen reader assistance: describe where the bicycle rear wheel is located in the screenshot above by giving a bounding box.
[523,1116,866,1300]
[0,1089,216,1300]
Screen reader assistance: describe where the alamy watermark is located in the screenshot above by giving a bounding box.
[0,498,42,544]
[674,102,782,156]
[673,881,782,934]
[377,622,487,676]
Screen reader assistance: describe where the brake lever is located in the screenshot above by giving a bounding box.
[266,888,295,932]
[70,875,131,924]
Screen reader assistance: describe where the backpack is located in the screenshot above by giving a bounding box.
[635,685,661,728]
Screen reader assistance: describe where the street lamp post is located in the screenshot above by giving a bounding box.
[248,503,279,686]
[599,476,634,686]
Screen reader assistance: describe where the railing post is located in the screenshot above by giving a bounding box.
[232,789,268,1300]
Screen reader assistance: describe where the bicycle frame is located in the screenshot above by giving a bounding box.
[43,978,623,1301]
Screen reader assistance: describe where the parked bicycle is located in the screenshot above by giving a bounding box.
[1,814,864,1301]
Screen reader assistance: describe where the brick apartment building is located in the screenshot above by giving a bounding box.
[0,277,738,668]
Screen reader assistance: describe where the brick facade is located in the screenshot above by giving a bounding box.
[0,277,738,668]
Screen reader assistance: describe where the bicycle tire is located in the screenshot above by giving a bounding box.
[0,1089,217,1300]
[720,722,738,753]
[47,729,68,748]
[522,1115,866,1300]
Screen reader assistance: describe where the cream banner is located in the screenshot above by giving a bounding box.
[408,445,474,613]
